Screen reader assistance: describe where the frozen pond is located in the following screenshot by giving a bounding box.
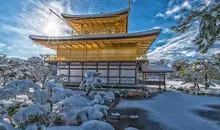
[115,91,220,130]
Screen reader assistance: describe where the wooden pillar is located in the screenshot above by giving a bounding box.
[164,73,166,90]
[144,73,146,85]
[159,73,161,90]
[96,62,98,72]
[107,61,110,85]
[135,61,137,84]
[68,62,70,82]
[81,62,84,81]
[119,61,121,84]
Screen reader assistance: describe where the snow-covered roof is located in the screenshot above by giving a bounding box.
[29,29,161,41]
[61,8,129,19]
[141,65,174,73]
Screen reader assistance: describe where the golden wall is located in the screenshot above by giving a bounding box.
[56,45,137,61]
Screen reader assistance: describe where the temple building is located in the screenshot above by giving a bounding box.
[29,4,172,89]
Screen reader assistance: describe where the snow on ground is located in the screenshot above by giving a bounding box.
[116,91,220,130]
[166,80,220,89]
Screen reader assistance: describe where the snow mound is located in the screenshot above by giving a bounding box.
[80,120,115,130]
[125,127,139,130]
[0,123,8,130]
[45,82,61,93]
[25,124,38,130]
[51,88,75,103]
[0,80,41,101]
[45,126,79,130]
[12,104,49,125]
[45,120,115,130]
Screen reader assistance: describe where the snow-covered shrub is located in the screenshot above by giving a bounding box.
[7,103,21,117]
[53,115,65,126]
[18,114,51,129]
[80,120,115,130]
[12,104,50,125]
[88,91,115,106]
[79,71,102,95]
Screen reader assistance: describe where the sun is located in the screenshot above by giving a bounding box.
[43,21,62,36]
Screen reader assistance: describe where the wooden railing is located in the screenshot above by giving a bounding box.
[44,54,145,61]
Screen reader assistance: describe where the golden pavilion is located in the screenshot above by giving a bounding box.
[29,3,173,88]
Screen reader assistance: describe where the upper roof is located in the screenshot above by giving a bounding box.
[61,8,129,20]
[61,8,130,34]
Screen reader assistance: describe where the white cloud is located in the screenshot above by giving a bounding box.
[0,0,75,58]
[174,15,181,20]
[163,28,172,33]
[156,1,192,19]
[0,42,6,47]
[151,26,161,30]
[156,12,165,18]
[156,39,167,43]
[147,25,219,62]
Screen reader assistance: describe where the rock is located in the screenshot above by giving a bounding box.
[177,87,184,91]
[0,123,8,130]
[80,120,115,130]
[66,117,78,126]
[125,127,139,130]
[93,99,100,104]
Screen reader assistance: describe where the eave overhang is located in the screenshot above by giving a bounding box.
[29,29,161,56]
[29,29,160,41]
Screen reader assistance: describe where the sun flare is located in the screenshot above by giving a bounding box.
[43,21,62,36]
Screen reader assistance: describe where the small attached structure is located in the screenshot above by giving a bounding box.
[141,65,174,90]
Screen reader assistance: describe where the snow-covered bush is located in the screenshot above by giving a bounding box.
[88,91,115,106]
[27,56,67,88]
[80,120,115,130]
[45,120,115,130]
[79,71,102,95]
[0,68,115,129]
[12,104,50,125]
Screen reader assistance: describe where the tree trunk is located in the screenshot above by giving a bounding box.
[205,72,209,89]
[86,87,91,95]
[197,84,200,91]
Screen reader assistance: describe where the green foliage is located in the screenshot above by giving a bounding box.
[172,2,220,53]
[53,115,65,126]
[7,104,21,117]
[18,114,51,129]
[18,114,66,129]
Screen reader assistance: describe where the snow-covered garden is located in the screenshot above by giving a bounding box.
[0,54,117,130]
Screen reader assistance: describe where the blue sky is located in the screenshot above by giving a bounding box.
[0,0,218,61]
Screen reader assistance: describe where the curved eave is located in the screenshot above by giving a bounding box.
[29,29,161,42]
[61,8,129,20]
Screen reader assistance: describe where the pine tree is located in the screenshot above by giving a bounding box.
[172,1,220,53]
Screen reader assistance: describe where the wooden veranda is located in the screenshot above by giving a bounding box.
[140,65,174,90]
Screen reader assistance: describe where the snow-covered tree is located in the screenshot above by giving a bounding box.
[27,56,67,88]
[174,55,220,89]
[172,0,220,53]
[0,54,32,87]
[170,59,189,81]
[79,71,102,95]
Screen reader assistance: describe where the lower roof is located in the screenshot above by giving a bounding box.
[142,65,174,73]
[29,29,161,56]
[29,29,160,41]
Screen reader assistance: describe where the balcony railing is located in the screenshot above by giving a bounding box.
[43,54,146,62]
